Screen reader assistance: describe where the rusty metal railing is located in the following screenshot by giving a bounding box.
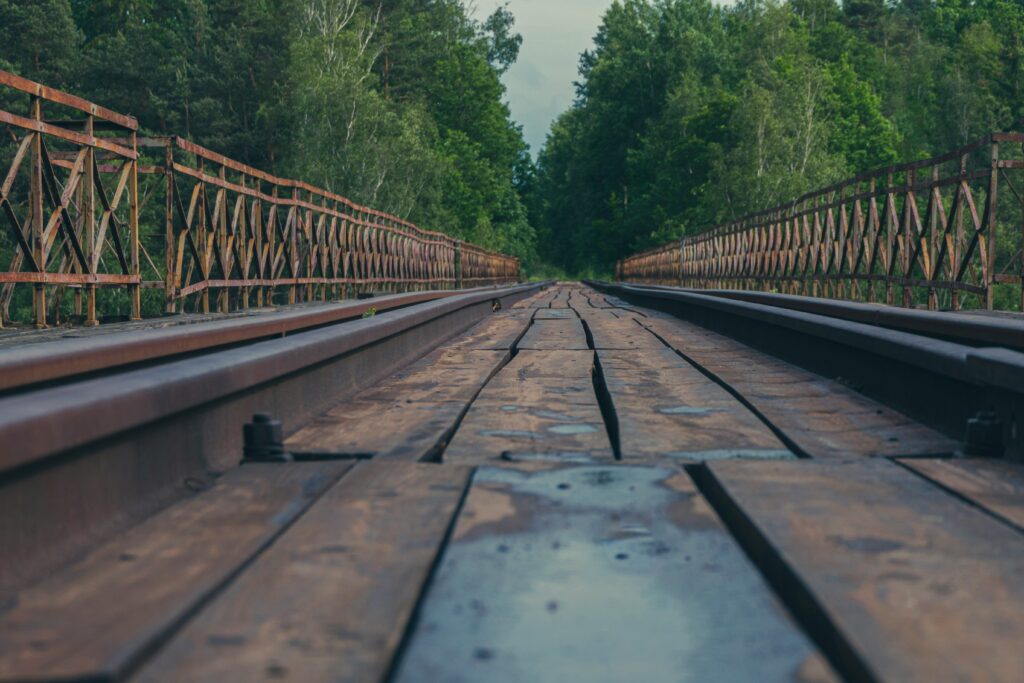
[0,70,520,328]
[0,70,141,327]
[618,133,1024,311]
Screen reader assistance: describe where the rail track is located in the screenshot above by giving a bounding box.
[0,282,544,594]
[1,282,1023,682]
[590,280,1024,461]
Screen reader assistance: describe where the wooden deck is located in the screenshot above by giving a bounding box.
[1,284,1022,682]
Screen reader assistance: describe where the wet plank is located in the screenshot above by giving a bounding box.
[584,315,664,350]
[457,311,533,350]
[134,461,471,683]
[444,350,614,464]
[522,289,557,309]
[703,458,1024,682]
[285,313,530,459]
[393,464,837,683]
[517,318,589,350]
[550,287,571,308]
[534,308,576,320]
[599,348,792,460]
[642,315,957,458]
[0,462,352,683]
[898,457,1024,531]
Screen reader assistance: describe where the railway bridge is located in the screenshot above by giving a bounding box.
[1,74,1024,683]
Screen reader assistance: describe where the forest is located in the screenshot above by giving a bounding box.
[0,0,537,265]
[533,0,1024,275]
[1,0,1023,278]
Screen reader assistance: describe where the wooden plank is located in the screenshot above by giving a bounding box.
[583,315,664,350]
[703,458,1024,682]
[393,463,837,683]
[898,457,1024,530]
[0,462,353,683]
[549,287,571,308]
[285,313,531,459]
[517,318,589,350]
[583,291,615,308]
[642,315,957,458]
[444,351,614,464]
[134,461,472,683]
[465,312,532,350]
[599,348,792,460]
[534,308,576,320]
[519,289,556,309]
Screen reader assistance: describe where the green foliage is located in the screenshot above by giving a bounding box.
[530,0,1024,273]
[0,0,536,269]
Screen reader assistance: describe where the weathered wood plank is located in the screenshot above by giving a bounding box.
[642,315,957,458]
[134,461,471,683]
[393,463,837,683]
[549,287,571,308]
[599,348,792,460]
[534,308,576,320]
[703,458,1024,682]
[898,457,1024,530]
[444,351,614,464]
[521,289,556,309]
[0,462,352,683]
[285,312,531,459]
[585,316,664,350]
[457,311,533,350]
[517,318,589,350]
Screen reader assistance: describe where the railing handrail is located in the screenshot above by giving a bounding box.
[0,69,520,328]
[618,131,1024,312]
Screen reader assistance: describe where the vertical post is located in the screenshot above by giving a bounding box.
[30,94,46,328]
[1019,149,1024,313]
[885,172,895,306]
[677,238,684,287]
[218,165,229,314]
[986,141,999,311]
[197,156,210,314]
[289,187,298,305]
[928,165,939,311]
[240,173,250,310]
[454,240,462,290]
[129,131,141,320]
[73,167,83,318]
[164,143,177,313]
[902,169,915,308]
[84,114,99,325]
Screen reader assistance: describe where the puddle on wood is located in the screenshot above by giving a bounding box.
[547,424,598,436]
[664,449,796,461]
[532,410,578,421]
[500,452,603,463]
[657,405,715,415]
[394,465,828,682]
[481,430,538,439]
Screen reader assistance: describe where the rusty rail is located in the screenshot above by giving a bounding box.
[0,70,520,328]
[617,133,1024,311]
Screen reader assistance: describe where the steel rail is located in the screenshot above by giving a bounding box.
[0,284,523,393]
[588,281,1024,462]
[608,283,1024,352]
[0,281,546,595]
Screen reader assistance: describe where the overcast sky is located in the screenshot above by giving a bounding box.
[471,0,735,155]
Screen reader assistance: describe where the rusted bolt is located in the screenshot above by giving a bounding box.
[242,413,292,463]
[964,411,1003,458]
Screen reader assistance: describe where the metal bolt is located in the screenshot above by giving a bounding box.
[964,411,1003,458]
[242,413,292,463]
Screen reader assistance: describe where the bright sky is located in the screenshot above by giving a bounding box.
[471,0,736,155]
